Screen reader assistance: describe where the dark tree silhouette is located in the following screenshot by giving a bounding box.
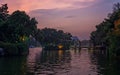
[90,3,120,57]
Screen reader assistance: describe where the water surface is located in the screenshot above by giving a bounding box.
[0,47,120,75]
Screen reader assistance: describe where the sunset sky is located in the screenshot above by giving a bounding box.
[0,0,119,40]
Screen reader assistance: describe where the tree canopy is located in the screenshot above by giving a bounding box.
[0,4,37,43]
[35,28,72,47]
[0,4,73,50]
[90,3,120,56]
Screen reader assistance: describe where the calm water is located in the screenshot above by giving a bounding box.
[0,47,120,75]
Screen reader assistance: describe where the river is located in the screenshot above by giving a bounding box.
[0,47,120,75]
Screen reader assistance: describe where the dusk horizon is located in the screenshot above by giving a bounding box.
[0,1,120,75]
[1,0,119,40]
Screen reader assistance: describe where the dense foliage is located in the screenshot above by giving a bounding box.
[0,4,73,51]
[0,42,29,55]
[35,28,72,48]
[90,3,120,56]
[0,4,37,55]
[0,4,37,43]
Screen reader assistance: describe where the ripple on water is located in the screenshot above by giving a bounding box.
[26,48,120,75]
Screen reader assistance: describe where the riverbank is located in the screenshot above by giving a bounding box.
[0,42,29,56]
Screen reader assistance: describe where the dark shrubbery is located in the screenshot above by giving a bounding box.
[0,42,29,56]
[90,3,120,57]
[35,28,72,50]
[0,4,37,56]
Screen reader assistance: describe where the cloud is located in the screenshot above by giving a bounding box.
[28,0,113,39]
[1,0,119,40]
[29,7,102,37]
[54,0,95,4]
[64,15,76,18]
[29,9,58,16]
[72,1,94,7]
[0,0,97,13]
[53,0,97,9]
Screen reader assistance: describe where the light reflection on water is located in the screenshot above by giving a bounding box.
[0,47,120,75]
[27,48,98,75]
[27,48,71,75]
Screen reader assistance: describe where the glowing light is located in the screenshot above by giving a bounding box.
[58,44,63,49]
[20,35,26,42]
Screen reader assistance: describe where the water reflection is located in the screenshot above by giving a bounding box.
[89,49,120,75]
[0,48,120,75]
[34,50,71,75]
[27,48,98,75]
[70,48,98,75]
[0,56,26,75]
[27,47,42,75]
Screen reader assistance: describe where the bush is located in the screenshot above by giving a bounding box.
[0,41,29,56]
[17,43,29,55]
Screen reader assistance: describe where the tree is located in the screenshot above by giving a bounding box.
[0,4,9,41]
[35,28,72,47]
[90,2,120,57]
[0,4,38,43]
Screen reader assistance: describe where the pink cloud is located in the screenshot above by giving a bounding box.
[0,0,97,13]
[1,0,117,40]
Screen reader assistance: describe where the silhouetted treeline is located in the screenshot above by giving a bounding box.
[34,28,72,48]
[0,4,37,43]
[0,3,74,54]
[0,4,37,55]
[90,3,120,57]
